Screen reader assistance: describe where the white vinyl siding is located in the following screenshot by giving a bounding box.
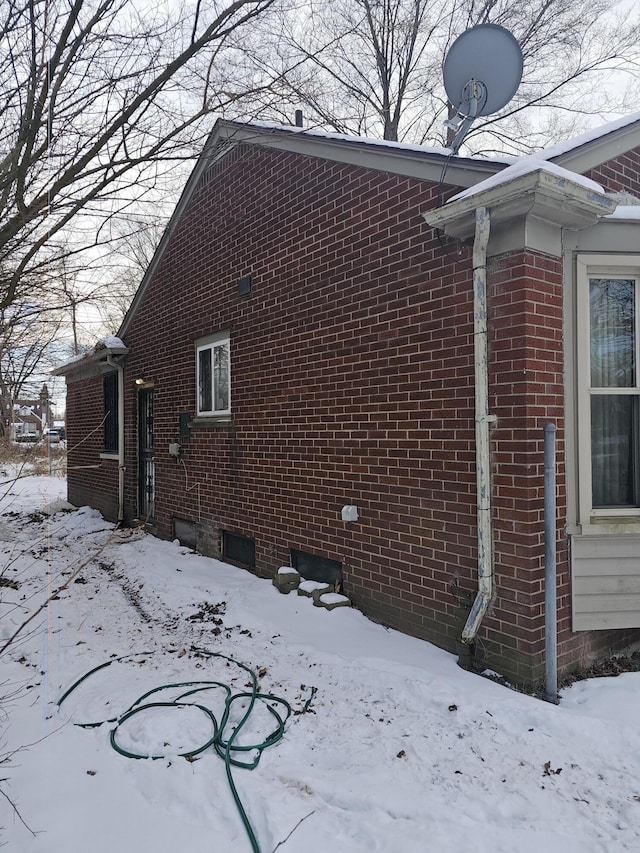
[572,535,640,630]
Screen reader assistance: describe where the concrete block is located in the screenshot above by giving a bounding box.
[273,567,300,594]
[315,592,351,610]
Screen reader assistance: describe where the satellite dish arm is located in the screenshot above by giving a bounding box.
[448,79,486,154]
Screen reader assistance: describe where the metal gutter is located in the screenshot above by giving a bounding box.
[425,167,617,239]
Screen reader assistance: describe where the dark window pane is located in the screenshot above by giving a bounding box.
[223,531,255,567]
[591,395,640,508]
[198,348,212,412]
[103,372,118,453]
[213,343,229,411]
[590,278,635,388]
[291,549,343,586]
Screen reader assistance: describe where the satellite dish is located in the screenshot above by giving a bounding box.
[443,24,523,154]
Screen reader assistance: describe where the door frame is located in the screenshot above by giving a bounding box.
[137,387,155,521]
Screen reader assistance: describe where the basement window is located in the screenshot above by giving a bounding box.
[222,531,255,568]
[291,549,343,587]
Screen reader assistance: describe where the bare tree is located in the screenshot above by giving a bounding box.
[257,0,640,153]
[0,295,64,439]
[96,216,170,334]
[0,0,281,314]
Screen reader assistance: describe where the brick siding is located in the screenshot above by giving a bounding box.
[64,141,640,686]
[583,146,640,196]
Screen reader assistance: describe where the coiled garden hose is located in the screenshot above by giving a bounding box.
[56,649,294,853]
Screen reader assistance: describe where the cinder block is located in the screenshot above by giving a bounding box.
[272,567,300,594]
[315,592,351,611]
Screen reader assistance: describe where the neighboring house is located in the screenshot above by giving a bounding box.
[11,395,53,441]
[12,405,39,441]
[54,115,640,687]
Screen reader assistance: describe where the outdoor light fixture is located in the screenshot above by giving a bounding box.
[135,376,146,385]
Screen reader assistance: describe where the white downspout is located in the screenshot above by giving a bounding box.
[106,356,125,524]
[461,206,495,644]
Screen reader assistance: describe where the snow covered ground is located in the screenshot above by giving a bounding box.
[1,473,640,852]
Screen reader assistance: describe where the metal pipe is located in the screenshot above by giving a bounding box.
[543,422,559,703]
[106,356,125,524]
[461,206,496,645]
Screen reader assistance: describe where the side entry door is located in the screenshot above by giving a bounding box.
[138,389,155,520]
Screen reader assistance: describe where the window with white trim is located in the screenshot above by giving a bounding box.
[196,333,230,417]
[577,255,640,520]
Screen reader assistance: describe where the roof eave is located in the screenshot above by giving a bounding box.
[52,345,129,378]
[551,118,640,174]
[422,168,617,240]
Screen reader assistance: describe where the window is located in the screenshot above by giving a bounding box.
[196,333,230,416]
[103,371,119,453]
[222,531,255,567]
[291,549,343,587]
[577,256,640,519]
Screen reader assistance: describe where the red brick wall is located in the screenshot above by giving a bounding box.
[63,141,640,686]
[483,249,640,683]
[66,371,120,520]
[480,250,566,683]
[120,144,483,654]
[583,146,640,195]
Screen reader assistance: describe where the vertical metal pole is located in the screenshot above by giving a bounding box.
[543,423,559,704]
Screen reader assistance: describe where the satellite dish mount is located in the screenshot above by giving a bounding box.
[443,24,523,155]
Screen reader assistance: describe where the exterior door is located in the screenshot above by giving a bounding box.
[138,389,155,520]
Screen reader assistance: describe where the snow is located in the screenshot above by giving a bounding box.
[98,334,126,350]
[450,156,605,203]
[317,592,350,605]
[298,580,329,593]
[52,335,127,372]
[448,113,640,205]
[2,473,640,852]
[224,118,508,164]
[541,111,640,162]
[608,205,640,220]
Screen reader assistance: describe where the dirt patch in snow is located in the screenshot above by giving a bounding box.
[560,651,640,687]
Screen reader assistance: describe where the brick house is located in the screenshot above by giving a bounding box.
[55,115,640,686]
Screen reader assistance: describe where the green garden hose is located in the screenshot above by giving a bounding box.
[57,648,294,853]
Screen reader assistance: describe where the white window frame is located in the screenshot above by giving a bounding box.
[576,254,640,526]
[195,332,231,417]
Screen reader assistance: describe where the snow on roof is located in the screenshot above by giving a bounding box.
[52,335,128,374]
[224,118,509,166]
[231,112,640,172]
[99,335,126,350]
[450,154,606,203]
[607,205,640,220]
[542,112,640,161]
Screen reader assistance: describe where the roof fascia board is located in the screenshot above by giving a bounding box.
[52,346,129,379]
[215,121,504,188]
[551,121,640,174]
